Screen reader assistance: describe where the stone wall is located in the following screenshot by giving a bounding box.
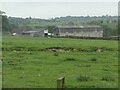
[59,28,103,37]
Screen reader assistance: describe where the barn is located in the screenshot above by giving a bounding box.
[54,25,103,37]
[22,30,44,37]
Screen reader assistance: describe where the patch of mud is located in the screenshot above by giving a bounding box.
[44,47,115,52]
[47,48,65,52]
[2,46,116,52]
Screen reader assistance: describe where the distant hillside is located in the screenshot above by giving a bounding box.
[7,15,118,36]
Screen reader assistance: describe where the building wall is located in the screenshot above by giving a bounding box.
[32,31,45,37]
[59,28,103,37]
[39,30,45,37]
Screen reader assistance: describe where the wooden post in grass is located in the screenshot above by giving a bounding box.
[57,77,65,90]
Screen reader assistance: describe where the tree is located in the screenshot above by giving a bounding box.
[67,21,75,25]
[0,11,5,15]
[47,25,57,33]
[101,25,112,37]
[2,15,10,32]
[0,11,11,32]
[1,11,19,33]
[22,24,32,31]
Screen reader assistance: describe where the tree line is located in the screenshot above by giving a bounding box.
[1,11,118,37]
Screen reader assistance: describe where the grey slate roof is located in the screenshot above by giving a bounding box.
[57,25,102,29]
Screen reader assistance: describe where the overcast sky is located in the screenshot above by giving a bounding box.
[0,0,119,2]
[0,0,119,19]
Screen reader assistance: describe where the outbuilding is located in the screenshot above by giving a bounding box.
[54,25,103,37]
[22,30,44,37]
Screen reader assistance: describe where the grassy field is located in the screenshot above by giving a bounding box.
[2,36,118,88]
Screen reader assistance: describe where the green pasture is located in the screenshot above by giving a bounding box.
[2,36,118,88]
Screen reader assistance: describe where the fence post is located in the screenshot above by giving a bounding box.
[57,77,65,90]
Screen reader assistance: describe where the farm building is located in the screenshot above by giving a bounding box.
[11,28,26,35]
[53,25,103,37]
[22,30,45,37]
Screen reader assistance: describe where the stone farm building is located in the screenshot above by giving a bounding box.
[53,25,103,37]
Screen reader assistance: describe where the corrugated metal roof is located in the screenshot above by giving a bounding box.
[22,30,44,34]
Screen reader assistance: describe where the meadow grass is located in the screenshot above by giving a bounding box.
[2,36,118,88]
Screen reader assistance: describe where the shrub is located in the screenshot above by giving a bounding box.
[77,75,91,81]
[54,53,58,56]
[64,58,76,61]
[90,58,97,61]
[101,75,115,81]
